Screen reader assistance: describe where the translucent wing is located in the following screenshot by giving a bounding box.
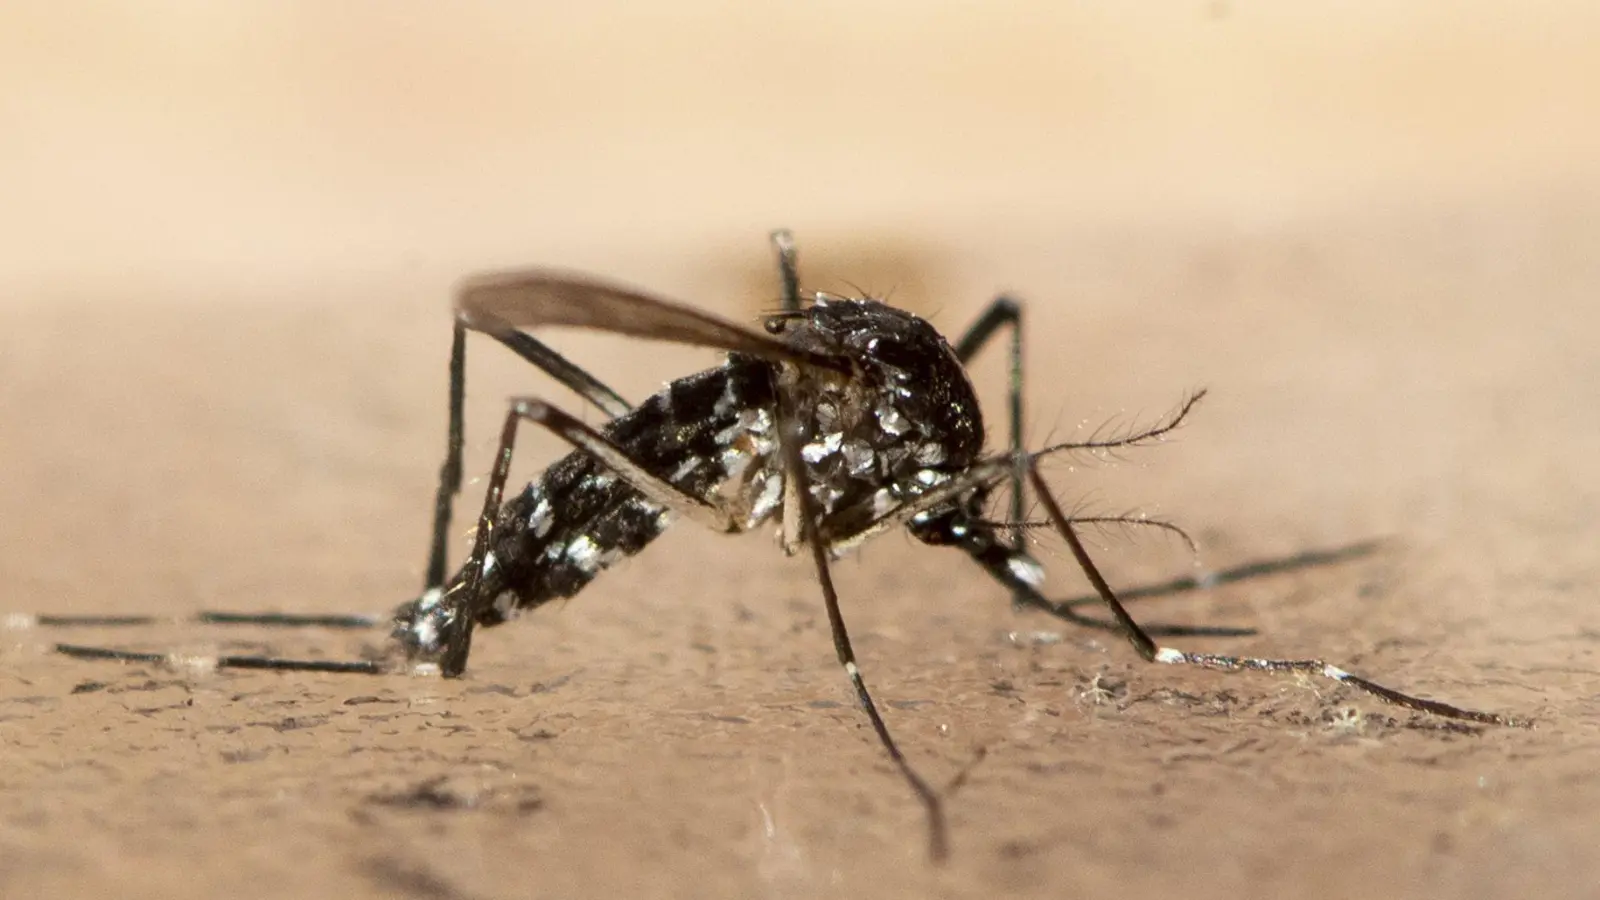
[457,269,852,374]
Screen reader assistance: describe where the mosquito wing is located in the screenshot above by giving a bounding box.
[456,270,853,375]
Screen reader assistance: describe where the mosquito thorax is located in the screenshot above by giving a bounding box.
[775,296,985,520]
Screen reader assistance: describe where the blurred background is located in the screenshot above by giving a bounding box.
[4,2,1595,294]
[3,0,1597,605]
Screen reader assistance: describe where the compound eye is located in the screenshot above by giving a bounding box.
[867,337,934,374]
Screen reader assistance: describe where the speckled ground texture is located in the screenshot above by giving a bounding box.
[4,5,1599,900]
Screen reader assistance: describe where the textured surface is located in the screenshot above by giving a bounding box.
[4,5,1599,899]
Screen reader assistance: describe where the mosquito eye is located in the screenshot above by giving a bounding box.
[867,338,930,373]
[764,318,787,335]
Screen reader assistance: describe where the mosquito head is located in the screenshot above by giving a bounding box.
[783,297,984,460]
[766,296,988,521]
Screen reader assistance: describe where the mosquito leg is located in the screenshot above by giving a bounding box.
[429,388,700,676]
[426,319,468,591]
[54,643,386,674]
[427,310,639,592]
[770,229,809,554]
[26,615,161,627]
[802,518,950,859]
[1035,389,1207,456]
[776,391,949,862]
[192,611,385,628]
[30,602,385,674]
[984,554,1257,639]
[463,311,634,419]
[34,612,383,628]
[435,387,776,676]
[504,397,745,533]
[875,503,1256,638]
[808,442,1237,645]
[814,392,1207,556]
[952,295,1025,550]
[432,390,527,677]
[15,609,385,635]
[1025,463,1526,727]
[48,614,389,674]
[771,229,802,313]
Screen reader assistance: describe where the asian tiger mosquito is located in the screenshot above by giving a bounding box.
[40,230,1522,860]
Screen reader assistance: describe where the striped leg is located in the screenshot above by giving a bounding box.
[1024,462,1526,727]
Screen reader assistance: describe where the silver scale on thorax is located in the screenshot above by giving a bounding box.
[707,357,960,539]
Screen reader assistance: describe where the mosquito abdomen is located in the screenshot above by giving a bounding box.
[467,356,778,624]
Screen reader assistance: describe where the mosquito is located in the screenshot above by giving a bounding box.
[37,231,1522,860]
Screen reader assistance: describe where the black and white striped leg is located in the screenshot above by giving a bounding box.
[803,519,950,860]
[1025,463,1527,728]
[776,393,950,862]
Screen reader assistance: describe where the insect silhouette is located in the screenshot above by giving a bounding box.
[44,231,1522,860]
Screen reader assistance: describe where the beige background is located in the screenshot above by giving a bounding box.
[2,3,1598,899]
